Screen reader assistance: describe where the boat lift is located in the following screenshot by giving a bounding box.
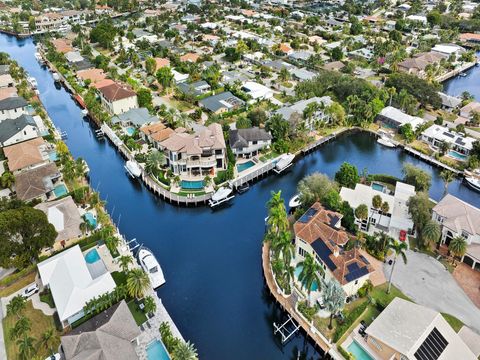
[273,315,300,344]
[208,194,235,208]
[126,238,141,253]
[273,162,293,174]
[95,129,105,139]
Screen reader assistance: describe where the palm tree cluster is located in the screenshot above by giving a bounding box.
[83,285,129,316]
[264,191,294,294]
[159,322,199,360]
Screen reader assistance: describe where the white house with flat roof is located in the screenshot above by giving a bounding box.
[359,298,477,360]
[420,124,475,157]
[377,106,424,131]
[37,245,116,327]
[240,81,273,102]
[339,182,416,240]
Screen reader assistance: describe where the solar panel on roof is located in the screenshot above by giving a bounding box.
[455,138,465,145]
[298,208,318,223]
[344,266,369,282]
[414,327,448,360]
[311,240,337,271]
[328,214,340,227]
[443,132,455,138]
[347,263,360,273]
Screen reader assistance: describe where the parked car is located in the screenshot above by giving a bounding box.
[399,230,407,242]
[45,354,61,360]
[22,283,39,298]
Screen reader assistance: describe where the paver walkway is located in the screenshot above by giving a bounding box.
[359,250,386,286]
[31,292,56,316]
[453,263,480,309]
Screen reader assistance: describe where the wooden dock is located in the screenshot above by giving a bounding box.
[302,134,336,154]
[402,146,463,175]
[229,159,278,189]
[262,242,332,354]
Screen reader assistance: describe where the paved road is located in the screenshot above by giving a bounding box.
[384,250,480,333]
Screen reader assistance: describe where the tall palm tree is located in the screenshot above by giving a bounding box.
[271,231,294,266]
[422,220,441,250]
[17,334,36,360]
[7,295,26,319]
[322,280,346,329]
[298,253,323,306]
[10,317,31,340]
[439,171,455,195]
[372,195,382,213]
[354,204,369,226]
[172,341,198,360]
[380,201,390,225]
[143,295,157,315]
[449,236,467,265]
[387,240,408,294]
[126,269,151,298]
[118,255,133,272]
[38,328,55,353]
[266,191,288,237]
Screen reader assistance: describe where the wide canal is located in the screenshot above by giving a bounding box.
[2,34,480,359]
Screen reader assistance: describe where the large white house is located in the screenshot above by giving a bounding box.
[420,124,475,158]
[228,127,272,158]
[0,115,39,147]
[376,106,424,131]
[340,182,416,240]
[0,96,28,122]
[276,96,333,131]
[98,83,138,115]
[240,81,274,102]
[37,245,116,327]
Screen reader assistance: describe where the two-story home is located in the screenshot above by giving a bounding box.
[432,194,480,271]
[294,203,373,296]
[199,92,245,114]
[98,83,138,115]
[420,125,475,158]
[178,80,211,97]
[3,137,49,173]
[276,96,333,131]
[0,96,28,122]
[228,127,272,158]
[0,114,39,147]
[160,123,227,177]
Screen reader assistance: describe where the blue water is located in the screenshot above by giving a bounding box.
[126,126,135,136]
[147,340,170,360]
[3,34,479,360]
[347,340,375,360]
[181,180,204,190]
[48,151,58,161]
[448,150,467,161]
[237,160,255,172]
[294,265,319,292]
[443,55,480,99]
[85,248,101,264]
[84,212,97,229]
[371,183,385,192]
[53,184,68,197]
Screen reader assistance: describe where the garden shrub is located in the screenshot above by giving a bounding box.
[333,301,369,342]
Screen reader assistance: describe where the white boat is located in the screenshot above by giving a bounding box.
[465,177,480,192]
[289,194,302,208]
[459,72,467,77]
[137,246,165,289]
[52,72,60,82]
[275,153,295,173]
[209,187,234,207]
[377,136,396,148]
[27,76,38,89]
[34,52,42,61]
[81,109,88,115]
[124,160,141,178]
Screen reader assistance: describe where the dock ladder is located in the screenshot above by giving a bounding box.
[273,315,300,344]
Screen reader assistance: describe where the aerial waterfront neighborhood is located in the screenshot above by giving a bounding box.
[0,0,480,359]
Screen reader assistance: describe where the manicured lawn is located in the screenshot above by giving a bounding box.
[441,313,464,332]
[0,271,36,297]
[3,302,61,360]
[127,299,148,326]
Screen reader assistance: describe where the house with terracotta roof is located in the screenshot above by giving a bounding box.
[76,68,107,86]
[154,57,170,70]
[3,137,49,172]
[294,203,373,296]
[51,38,73,54]
[278,43,294,55]
[159,123,226,177]
[97,82,138,115]
[180,53,200,63]
[140,122,175,148]
[398,52,446,78]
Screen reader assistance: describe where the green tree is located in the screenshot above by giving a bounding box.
[399,123,415,143]
[402,163,431,192]
[334,162,360,188]
[330,47,343,61]
[156,67,174,91]
[10,317,31,340]
[354,204,369,223]
[407,192,432,235]
[143,295,157,315]
[137,88,153,109]
[6,295,26,319]
[387,240,408,294]
[439,170,455,195]
[265,114,289,142]
[172,341,198,360]
[126,269,151,298]
[422,220,441,250]
[266,191,288,236]
[17,334,36,360]
[118,255,133,273]
[297,172,338,208]
[298,253,323,306]
[439,140,451,156]
[145,57,156,76]
[322,280,346,329]
[372,194,382,213]
[38,328,55,353]
[449,236,467,264]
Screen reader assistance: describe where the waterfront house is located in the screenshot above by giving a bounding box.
[76,68,107,87]
[361,298,476,360]
[0,96,28,122]
[294,203,373,296]
[60,300,141,360]
[140,122,174,148]
[241,81,274,102]
[431,43,466,58]
[98,83,138,115]
[199,92,245,114]
[0,114,39,147]
[37,245,116,328]
[420,124,475,157]
[228,127,272,158]
[160,123,227,177]
[178,80,211,97]
[432,194,480,271]
[14,162,61,202]
[376,106,424,131]
[0,74,14,88]
[460,101,480,119]
[339,182,416,240]
[398,52,446,78]
[112,108,159,127]
[3,137,48,172]
[276,96,333,131]
[460,32,480,44]
[438,92,462,110]
[34,196,83,245]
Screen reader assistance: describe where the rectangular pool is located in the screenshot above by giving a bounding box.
[146,339,170,360]
[347,340,375,360]
[448,150,467,161]
[237,160,255,172]
[181,180,204,190]
[371,182,385,193]
[125,126,135,136]
[53,184,68,198]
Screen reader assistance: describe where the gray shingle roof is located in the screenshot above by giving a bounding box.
[229,127,272,149]
[0,96,28,111]
[199,91,245,113]
[0,114,37,143]
[178,80,210,96]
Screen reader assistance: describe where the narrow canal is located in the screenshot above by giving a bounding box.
[2,34,480,359]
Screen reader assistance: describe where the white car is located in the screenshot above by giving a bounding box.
[22,284,39,298]
[44,354,60,360]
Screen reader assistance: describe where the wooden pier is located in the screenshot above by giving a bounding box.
[402,146,463,175]
[302,133,337,154]
[229,160,278,189]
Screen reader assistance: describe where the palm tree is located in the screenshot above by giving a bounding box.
[10,317,31,340]
[126,269,151,298]
[372,195,382,212]
[118,255,133,272]
[145,150,165,175]
[298,253,323,306]
[266,191,288,237]
[387,240,408,294]
[7,295,26,319]
[38,328,55,354]
[422,220,441,250]
[172,341,198,360]
[105,236,120,254]
[271,231,294,266]
[439,140,451,156]
[380,201,390,225]
[354,204,369,225]
[374,231,393,256]
[17,334,36,360]
[322,280,346,329]
[0,171,15,190]
[440,171,455,195]
[449,236,467,265]
[143,295,157,315]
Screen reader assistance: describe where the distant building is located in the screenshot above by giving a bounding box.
[420,124,475,157]
[229,127,272,158]
[0,96,28,122]
[276,96,333,131]
[0,114,39,147]
[199,92,245,114]
[178,80,211,97]
[241,81,273,102]
[98,83,138,115]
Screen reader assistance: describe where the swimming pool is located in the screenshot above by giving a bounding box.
[84,212,97,229]
[448,150,467,161]
[346,340,375,360]
[53,184,68,198]
[85,248,101,264]
[146,339,170,360]
[371,183,385,193]
[125,126,135,136]
[294,265,319,291]
[237,161,255,173]
[181,180,204,190]
[48,151,58,161]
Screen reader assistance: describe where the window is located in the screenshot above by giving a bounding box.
[354,280,358,285]
[298,247,307,257]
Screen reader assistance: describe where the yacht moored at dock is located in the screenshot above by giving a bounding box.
[52,72,60,82]
[237,183,250,194]
[209,187,235,207]
[288,194,302,209]
[27,76,37,89]
[377,135,396,148]
[125,160,141,178]
[34,52,42,61]
[137,246,165,289]
[274,153,295,174]
[465,177,480,192]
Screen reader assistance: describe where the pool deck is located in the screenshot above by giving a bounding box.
[341,325,382,360]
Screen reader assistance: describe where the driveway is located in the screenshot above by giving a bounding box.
[384,250,480,333]
[453,263,480,309]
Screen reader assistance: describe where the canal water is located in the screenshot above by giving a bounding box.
[2,34,480,359]
[443,59,480,99]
